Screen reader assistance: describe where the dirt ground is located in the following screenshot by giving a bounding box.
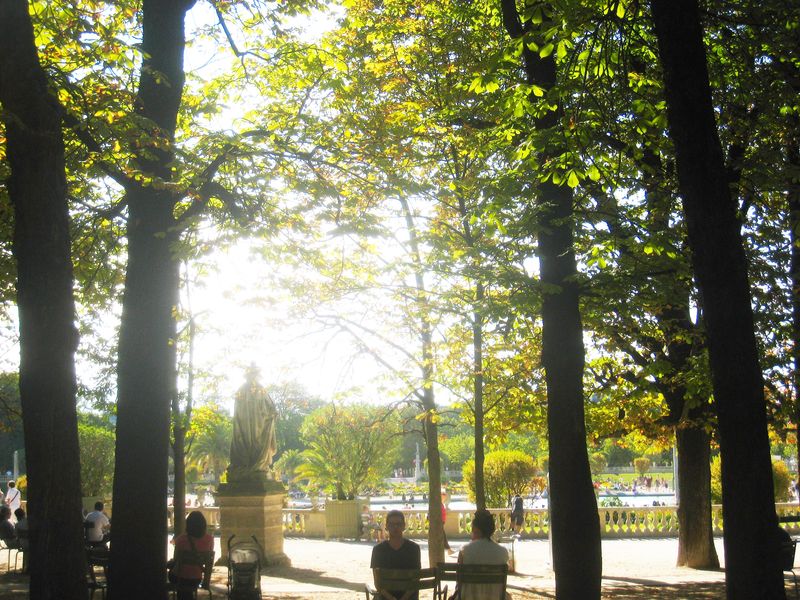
[0,536,792,598]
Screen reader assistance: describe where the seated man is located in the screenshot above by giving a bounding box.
[457,510,510,600]
[0,506,17,548]
[14,508,28,572]
[84,502,110,546]
[370,509,421,600]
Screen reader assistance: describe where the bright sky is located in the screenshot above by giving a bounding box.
[184,240,394,409]
[0,3,404,412]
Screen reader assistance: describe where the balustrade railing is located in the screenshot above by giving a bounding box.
[168,502,800,539]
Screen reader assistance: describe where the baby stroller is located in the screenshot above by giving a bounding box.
[226,535,264,600]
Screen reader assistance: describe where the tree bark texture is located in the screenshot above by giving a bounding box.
[0,2,87,599]
[675,425,719,568]
[650,1,784,597]
[539,178,602,599]
[109,1,195,599]
[499,2,602,596]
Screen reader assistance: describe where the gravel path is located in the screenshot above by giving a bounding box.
[0,536,779,598]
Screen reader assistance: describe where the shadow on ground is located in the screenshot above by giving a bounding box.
[511,578,730,599]
[262,564,364,593]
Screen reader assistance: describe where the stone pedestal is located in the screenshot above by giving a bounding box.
[216,479,290,567]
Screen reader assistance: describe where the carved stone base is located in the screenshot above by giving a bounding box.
[216,488,290,567]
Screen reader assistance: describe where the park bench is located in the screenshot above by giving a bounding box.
[492,532,521,573]
[435,562,508,600]
[365,563,508,600]
[365,567,439,599]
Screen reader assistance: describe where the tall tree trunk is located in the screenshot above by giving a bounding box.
[650,2,784,598]
[787,117,800,498]
[500,3,601,597]
[109,2,195,598]
[455,192,487,510]
[641,150,719,569]
[399,197,445,566]
[472,290,486,510]
[0,3,86,598]
[172,307,198,536]
[538,179,602,598]
[472,291,486,511]
[172,435,187,536]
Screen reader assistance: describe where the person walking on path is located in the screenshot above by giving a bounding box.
[441,488,454,555]
[510,494,524,534]
[369,509,421,600]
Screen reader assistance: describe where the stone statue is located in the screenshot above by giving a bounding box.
[226,365,278,484]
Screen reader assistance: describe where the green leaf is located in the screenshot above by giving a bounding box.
[539,43,554,58]
[567,170,580,188]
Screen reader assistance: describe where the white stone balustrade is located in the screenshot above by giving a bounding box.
[169,502,800,539]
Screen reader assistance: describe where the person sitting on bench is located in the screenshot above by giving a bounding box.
[457,510,510,600]
[370,510,421,600]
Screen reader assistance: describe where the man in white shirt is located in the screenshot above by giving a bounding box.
[4,481,20,523]
[458,510,510,600]
[85,501,110,546]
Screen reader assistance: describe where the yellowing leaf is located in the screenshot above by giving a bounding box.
[567,170,580,188]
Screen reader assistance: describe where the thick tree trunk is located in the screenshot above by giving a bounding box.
[676,425,719,568]
[109,2,194,599]
[0,3,86,599]
[539,179,602,599]
[650,2,784,598]
[110,192,180,600]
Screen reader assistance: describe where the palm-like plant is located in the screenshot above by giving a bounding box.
[274,448,303,482]
[187,418,232,483]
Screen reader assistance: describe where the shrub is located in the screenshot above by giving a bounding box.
[710,455,722,503]
[463,450,539,508]
[589,452,608,475]
[633,456,652,476]
[773,459,793,502]
[79,422,115,498]
[710,454,792,503]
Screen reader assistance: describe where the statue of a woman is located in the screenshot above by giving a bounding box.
[227,365,278,483]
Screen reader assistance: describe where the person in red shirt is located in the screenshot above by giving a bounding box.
[169,511,215,599]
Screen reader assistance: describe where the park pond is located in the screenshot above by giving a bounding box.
[286,492,677,510]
